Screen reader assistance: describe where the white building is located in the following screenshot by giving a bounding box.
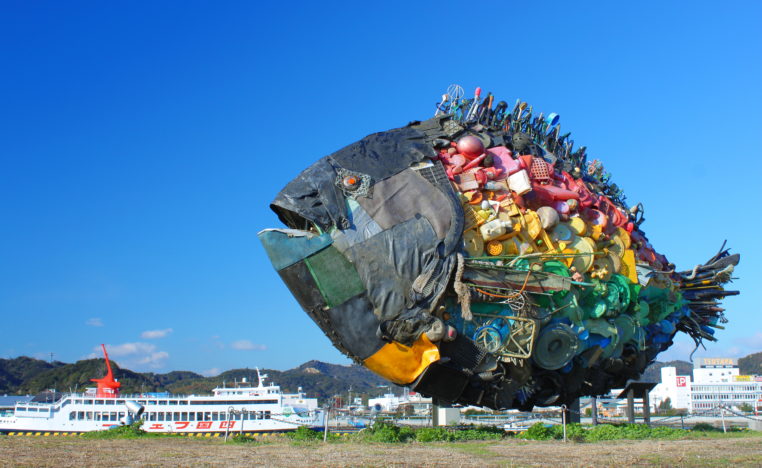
[650,367,692,410]
[692,357,740,384]
[646,358,762,414]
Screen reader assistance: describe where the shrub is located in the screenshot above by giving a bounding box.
[563,423,587,442]
[585,424,623,442]
[81,419,151,439]
[450,425,505,441]
[358,422,416,443]
[286,426,323,441]
[415,427,452,442]
[692,422,720,432]
[284,425,341,442]
[523,422,555,440]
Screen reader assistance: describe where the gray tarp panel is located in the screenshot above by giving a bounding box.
[343,215,454,322]
[356,168,452,241]
[324,294,385,360]
[327,127,435,181]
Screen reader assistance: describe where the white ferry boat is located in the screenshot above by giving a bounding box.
[0,345,324,435]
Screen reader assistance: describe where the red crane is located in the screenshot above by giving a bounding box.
[90,344,121,398]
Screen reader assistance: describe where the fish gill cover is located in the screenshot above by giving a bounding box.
[259,85,740,410]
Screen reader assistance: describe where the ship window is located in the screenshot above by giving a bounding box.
[69,412,75,420]
[265,411,271,419]
[86,412,93,420]
[84,400,93,405]
[158,413,165,422]
[189,412,195,421]
[105,400,115,405]
[148,400,157,405]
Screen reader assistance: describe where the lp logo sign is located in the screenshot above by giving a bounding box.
[676,376,687,387]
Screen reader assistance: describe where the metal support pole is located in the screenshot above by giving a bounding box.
[561,404,567,443]
[323,407,329,442]
[720,405,726,433]
[569,399,581,424]
[224,406,233,442]
[591,396,599,426]
[643,392,651,426]
[626,389,635,424]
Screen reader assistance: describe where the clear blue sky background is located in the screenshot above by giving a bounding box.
[1,1,760,375]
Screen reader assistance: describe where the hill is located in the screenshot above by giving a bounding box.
[0,356,395,401]
[0,357,64,393]
[739,352,762,375]
[639,360,693,382]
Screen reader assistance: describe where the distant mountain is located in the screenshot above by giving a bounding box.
[11,359,159,395]
[739,352,762,375]
[162,360,394,399]
[0,357,64,393]
[0,356,396,401]
[639,360,693,382]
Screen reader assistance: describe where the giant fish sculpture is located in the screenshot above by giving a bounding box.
[259,86,740,410]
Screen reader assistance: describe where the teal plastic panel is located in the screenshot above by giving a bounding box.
[258,229,333,271]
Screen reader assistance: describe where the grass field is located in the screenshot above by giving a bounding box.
[1,433,761,467]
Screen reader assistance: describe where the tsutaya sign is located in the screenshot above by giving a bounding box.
[695,357,738,368]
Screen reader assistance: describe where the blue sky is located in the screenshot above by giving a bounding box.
[1,1,760,374]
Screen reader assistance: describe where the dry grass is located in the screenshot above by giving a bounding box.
[1,434,761,467]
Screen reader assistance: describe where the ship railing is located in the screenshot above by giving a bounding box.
[28,392,280,401]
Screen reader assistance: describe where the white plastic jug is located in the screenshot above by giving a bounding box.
[508,169,532,195]
[480,219,513,241]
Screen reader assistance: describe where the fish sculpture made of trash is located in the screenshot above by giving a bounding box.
[259,86,740,410]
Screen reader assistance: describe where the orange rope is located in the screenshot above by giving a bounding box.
[473,269,533,299]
